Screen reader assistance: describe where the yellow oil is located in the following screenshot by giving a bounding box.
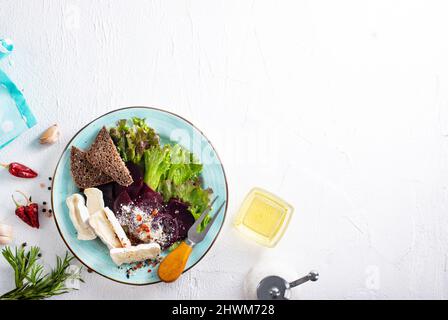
[234,188,293,247]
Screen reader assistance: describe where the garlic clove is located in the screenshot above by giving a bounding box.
[0,223,13,238]
[39,124,60,144]
[0,235,12,245]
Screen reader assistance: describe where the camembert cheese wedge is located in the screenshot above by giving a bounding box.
[89,207,131,249]
[110,243,161,266]
[66,194,97,240]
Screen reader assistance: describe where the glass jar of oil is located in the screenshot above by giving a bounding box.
[234,188,293,247]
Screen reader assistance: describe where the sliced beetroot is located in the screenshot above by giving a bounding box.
[138,183,163,204]
[100,162,196,249]
[98,182,114,198]
[165,199,194,240]
[165,198,189,213]
[113,183,126,199]
[127,180,143,199]
[117,163,144,199]
[134,193,162,213]
[151,213,179,248]
[97,182,115,209]
[126,162,144,184]
[113,190,134,215]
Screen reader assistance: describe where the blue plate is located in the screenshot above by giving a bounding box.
[51,107,228,285]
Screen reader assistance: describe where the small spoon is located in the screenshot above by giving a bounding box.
[257,270,319,300]
[289,270,319,288]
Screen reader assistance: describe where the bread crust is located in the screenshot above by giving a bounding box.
[70,146,113,189]
[86,127,133,187]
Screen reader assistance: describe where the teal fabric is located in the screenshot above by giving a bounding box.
[0,39,36,150]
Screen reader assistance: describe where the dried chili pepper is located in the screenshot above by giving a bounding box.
[1,162,38,178]
[12,191,39,229]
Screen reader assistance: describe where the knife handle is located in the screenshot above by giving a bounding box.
[158,241,193,283]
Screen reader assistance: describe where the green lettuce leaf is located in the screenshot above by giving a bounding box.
[143,143,212,229]
[109,117,159,165]
[110,119,130,162]
[166,144,203,186]
[143,146,171,190]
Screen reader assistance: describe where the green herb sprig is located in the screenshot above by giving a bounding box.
[0,244,83,300]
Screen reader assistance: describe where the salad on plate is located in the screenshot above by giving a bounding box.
[66,118,212,269]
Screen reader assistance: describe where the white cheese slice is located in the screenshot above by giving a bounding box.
[103,207,131,248]
[84,188,105,216]
[88,207,131,249]
[110,243,161,266]
[66,194,97,240]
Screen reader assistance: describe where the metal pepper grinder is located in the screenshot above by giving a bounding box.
[256,271,319,300]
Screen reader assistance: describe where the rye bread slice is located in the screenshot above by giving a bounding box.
[70,146,113,189]
[86,127,134,187]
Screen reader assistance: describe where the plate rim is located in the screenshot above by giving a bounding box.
[51,106,229,286]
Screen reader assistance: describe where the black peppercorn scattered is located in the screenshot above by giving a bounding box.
[42,209,47,213]
[47,187,51,190]
[43,201,47,205]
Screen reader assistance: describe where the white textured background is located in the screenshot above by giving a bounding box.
[1,0,448,300]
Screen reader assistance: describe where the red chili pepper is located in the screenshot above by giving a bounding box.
[1,162,38,178]
[12,191,39,229]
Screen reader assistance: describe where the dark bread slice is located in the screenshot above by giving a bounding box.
[70,146,113,189]
[86,127,134,187]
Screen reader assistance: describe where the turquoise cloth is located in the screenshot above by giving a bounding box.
[0,39,36,150]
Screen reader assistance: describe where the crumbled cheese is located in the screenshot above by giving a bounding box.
[118,204,169,248]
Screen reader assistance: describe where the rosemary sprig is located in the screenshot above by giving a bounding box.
[0,244,83,300]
